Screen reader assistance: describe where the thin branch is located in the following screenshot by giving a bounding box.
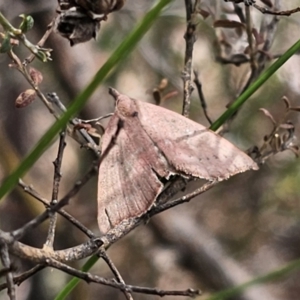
[253,4,300,16]
[80,113,113,124]
[47,92,101,156]
[150,181,217,216]
[99,250,134,300]
[46,258,201,297]
[0,242,15,300]
[245,5,257,73]
[4,179,218,265]
[182,0,198,117]
[193,70,213,125]
[12,162,98,241]
[8,50,56,115]
[18,179,95,238]
[44,130,67,249]
[24,20,55,65]
[0,265,45,292]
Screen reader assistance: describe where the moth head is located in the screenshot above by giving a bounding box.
[116,96,138,118]
[109,88,138,118]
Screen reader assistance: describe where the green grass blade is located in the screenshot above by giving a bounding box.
[205,257,300,300]
[210,38,300,131]
[54,255,99,300]
[0,0,173,200]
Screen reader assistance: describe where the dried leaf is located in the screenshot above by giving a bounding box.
[214,19,245,29]
[97,89,258,233]
[282,96,291,110]
[15,89,36,108]
[158,78,168,91]
[279,123,295,130]
[259,108,277,125]
[252,28,264,46]
[198,8,210,19]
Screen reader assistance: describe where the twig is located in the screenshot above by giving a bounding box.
[233,3,246,23]
[157,176,188,205]
[240,2,279,94]
[12,163,98,241]
[253,4,300,16]
[0,242,15,300]
[182,0,198,117]
[24,20,55,65]
[44,130,67,249]
[46,258,201,297]
[18,179,95,238]
[150,181,217,216]
[0,12,51,62]
[245,5,257,73]
[0,265,45,292]
[0,267,13,278]
[8,51,56,115]
[4,179,218,267]
[193,70,213,125]
[79,113,113,124]
[47,92,101,156]
[99,249,134,300]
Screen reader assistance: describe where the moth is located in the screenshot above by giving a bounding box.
[97,89,258,234]
[55,0,125,45]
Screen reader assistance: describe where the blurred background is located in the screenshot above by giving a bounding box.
[1,0,300,299]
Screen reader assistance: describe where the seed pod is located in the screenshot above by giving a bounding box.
[54,8,100,45]
[75,0,125,16]
[58,0,77,10]
[15,89,37,108]
[29,67,43,85]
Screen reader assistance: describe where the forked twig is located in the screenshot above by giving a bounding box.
[182,0,199,117]
[193,70,213,125]
[46,258,201,297]
[253,3,300,16]
[12,162,98,241]
[0,242,15,300]
[47,92,101,155]
[18,180,95,238]
[44,130,67,249]
[99,249,134,300]
[0,265,45,292]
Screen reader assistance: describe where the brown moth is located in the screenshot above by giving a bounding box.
[97,88,258,234]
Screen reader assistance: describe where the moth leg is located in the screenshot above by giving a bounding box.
[104,209,114,228]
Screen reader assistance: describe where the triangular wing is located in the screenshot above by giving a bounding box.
[97,109,171,233]
[133,98,258,181]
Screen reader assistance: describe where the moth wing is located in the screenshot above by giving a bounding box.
[134,100,258,181]
[97,115,166,234]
